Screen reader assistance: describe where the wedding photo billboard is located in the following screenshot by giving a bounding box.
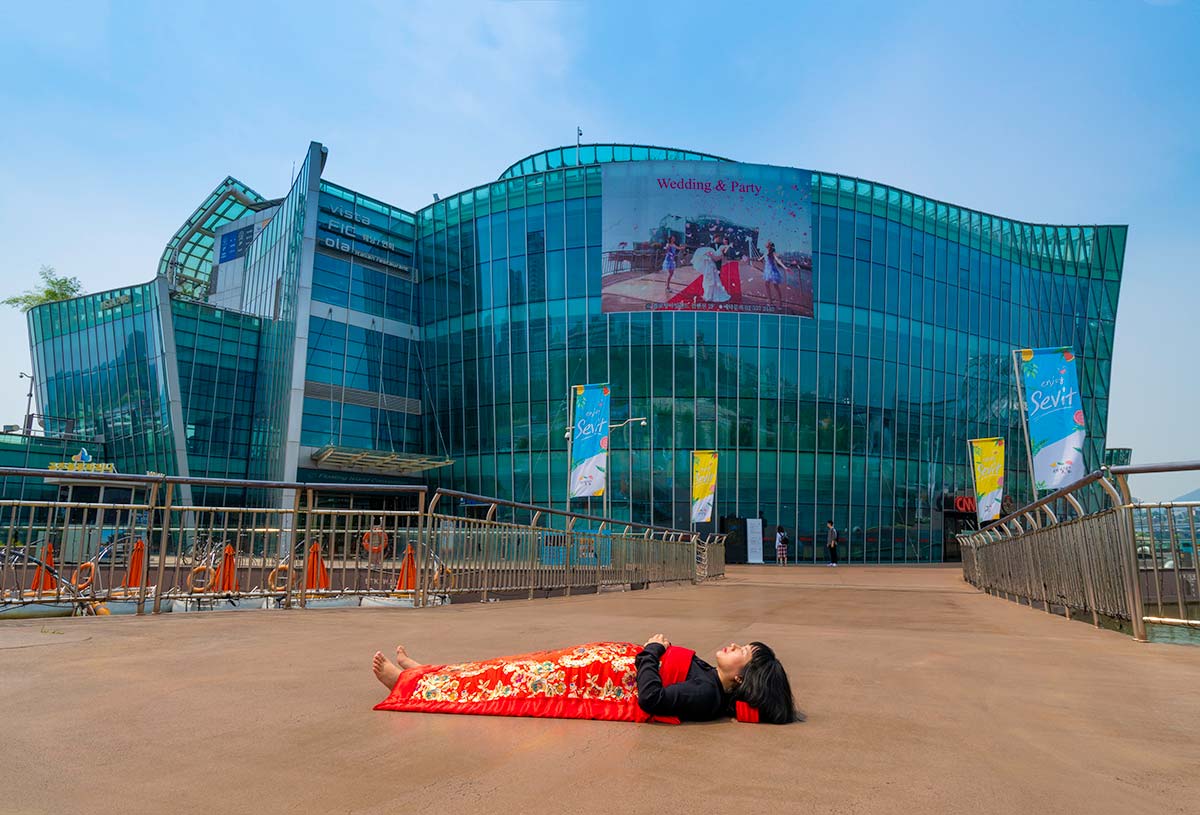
[601,161,813,316]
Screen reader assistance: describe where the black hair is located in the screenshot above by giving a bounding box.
[826,520,833,525]
[776,525,785,533]
[734,641,802,724]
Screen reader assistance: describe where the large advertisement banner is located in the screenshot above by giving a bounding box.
[1017,347,1087,491]
[690,451,718,523]
[969,437,1005,524]
[568,384,610,498]
[601,161,813,316]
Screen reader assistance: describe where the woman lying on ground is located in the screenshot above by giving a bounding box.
[372,636,800,725]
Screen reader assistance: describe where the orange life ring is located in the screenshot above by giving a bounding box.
[266,565,291,592]
[361,528,388,555]
[187,565,214,593]
[71,562,96,591]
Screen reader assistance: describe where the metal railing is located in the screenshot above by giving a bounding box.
[959,461,1200,641]
[0,468,725,617]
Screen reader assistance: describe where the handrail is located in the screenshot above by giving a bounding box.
[959,459,1200,642]
[974,459,1200,539]
[1109,460,1200,477]
[975,470,1110,536]
[430,487,727,542]
[0,466,429,494]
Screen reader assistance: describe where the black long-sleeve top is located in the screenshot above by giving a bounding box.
[635,642,732,721]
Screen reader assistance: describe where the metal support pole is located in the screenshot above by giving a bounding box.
[1011,349,1040,505]
[152,482,173,614]
[136,481,160,615]
[1113,474,1147,641]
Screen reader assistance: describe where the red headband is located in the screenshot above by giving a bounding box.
[735,701,760,723]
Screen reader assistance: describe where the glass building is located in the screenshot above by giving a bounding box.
[26,141,1126,561]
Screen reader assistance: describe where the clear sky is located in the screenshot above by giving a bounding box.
[0,0,1196,500]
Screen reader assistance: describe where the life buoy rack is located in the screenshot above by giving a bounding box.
[361,528,389,555]
[432,564,456,590]
[266,565,291,592]
[187,565,214,593]
[71,562,96,591]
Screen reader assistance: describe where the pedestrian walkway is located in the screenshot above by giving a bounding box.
[2,566,1198,814]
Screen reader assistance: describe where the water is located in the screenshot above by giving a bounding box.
[1146,623,1200,646]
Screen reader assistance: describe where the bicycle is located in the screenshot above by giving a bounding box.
[183,533,246,594]
[263,536,319,593]
[1,540,87,606]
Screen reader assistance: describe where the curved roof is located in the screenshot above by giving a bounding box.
[498,143,731,180]
[157,176,267,299]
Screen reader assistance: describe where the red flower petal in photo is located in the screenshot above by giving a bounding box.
[1063,351,1075,361]
[1073,410,1085,425]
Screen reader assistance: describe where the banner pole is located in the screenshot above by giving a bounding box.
[712,452,717,533]
[689,451,696,536]
[1011,349,1039,505]
[966,439,980,528]
[566,384,575,514]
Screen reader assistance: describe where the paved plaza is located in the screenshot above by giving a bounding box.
[3,566,1199,814]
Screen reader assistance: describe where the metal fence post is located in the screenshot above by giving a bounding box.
[1110,474,1147,641]
[564,516,574,598]
[150,482,173,615]
[298,488,315,609]
[527,510,541,600]
[136,480,160,616]
[415,489,428,609]
[283,487,302,610]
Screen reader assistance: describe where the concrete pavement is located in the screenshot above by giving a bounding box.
[3,565,1198,814]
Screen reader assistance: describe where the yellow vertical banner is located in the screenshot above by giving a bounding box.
[691,451,718,523]
[969,438,1005,524]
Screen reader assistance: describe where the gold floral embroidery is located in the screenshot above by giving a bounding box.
[402,642,642,705]
[414,673,461,702]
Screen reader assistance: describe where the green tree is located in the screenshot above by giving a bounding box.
[2,266,84,312]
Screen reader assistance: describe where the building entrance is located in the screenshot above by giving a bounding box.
[942,514,976,563]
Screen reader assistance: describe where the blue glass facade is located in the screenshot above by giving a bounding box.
[417,146,1124,562]
[302,181,423,463]
[172,299,261,485]
[25,141,1125,561]
[28,282,179,478]
[239,142,323,484]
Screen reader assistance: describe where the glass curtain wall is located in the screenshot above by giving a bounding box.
[240,142,322,482]
[28,283,177,477]
[171,300,262,504]
[417,149,1122,562]
[301,181,424,460]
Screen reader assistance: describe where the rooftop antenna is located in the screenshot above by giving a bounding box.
[576,126,582,165]
[290,160,296,186]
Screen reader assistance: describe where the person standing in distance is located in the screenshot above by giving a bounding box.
[774,525,789,566]
[825,520,839,567]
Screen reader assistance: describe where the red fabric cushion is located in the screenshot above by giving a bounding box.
[735,700,760,723]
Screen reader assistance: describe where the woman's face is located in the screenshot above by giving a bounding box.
[715,642,756,676]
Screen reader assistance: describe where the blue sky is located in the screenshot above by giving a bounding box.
[0,0,1197,499]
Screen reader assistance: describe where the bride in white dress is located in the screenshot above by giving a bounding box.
[691,240,731,303]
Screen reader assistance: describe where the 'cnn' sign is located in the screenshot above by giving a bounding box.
[953,496,977,513]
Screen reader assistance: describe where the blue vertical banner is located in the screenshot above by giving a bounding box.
[1017,347,1087,492]
[569,384,610,498]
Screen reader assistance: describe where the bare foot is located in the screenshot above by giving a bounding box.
[372,651,401,690]
[395,644,422,671]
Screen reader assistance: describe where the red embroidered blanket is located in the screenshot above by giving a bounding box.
[374,641,695,723]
